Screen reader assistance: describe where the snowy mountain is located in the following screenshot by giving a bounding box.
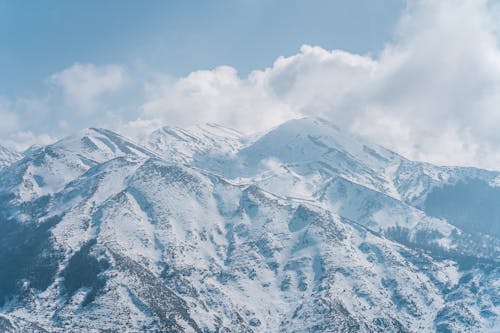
[146,123,246,162]
[0,118,498,332]
[0,145,21,169]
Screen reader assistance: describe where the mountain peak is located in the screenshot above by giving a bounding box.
[0,128,156,201]
[230,117,403,197]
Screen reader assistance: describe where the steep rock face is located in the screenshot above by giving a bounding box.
[0,119,498,332]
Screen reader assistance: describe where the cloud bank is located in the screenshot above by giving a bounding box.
[3,0,500,169]
[50,63,128,114]
[134,0,500,168]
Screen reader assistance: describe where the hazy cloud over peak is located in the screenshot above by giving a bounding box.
[50,63,128,114]
[135,0,500,169]
[3,0,500,169]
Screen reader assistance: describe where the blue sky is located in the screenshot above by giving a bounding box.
[0,0,403,95]
[2,0,500,169]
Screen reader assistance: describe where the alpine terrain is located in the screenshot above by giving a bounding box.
[0,118,498,332]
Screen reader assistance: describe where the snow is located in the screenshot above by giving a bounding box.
[0,145,21,169]
[0,117,498,332]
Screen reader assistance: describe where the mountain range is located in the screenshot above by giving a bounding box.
[0,118,498,332]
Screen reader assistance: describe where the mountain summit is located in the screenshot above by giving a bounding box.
[0,118,498,332]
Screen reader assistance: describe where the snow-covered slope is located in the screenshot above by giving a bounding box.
[0,119,498,332]
[230,118,400,192]
[0,145,21,169]
[0,127,156,202]
[145,123,246,167]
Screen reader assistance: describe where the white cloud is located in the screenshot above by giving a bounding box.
[135,0,500,169]
[137,47,377,134]
[349,0,500,168]
[113,117,165,143]
[139,67,297,133]
[50,63,128,114]
[0,95,58,151]
[0,97,20,134]
[2,0,500,169]
[1,131,56,151]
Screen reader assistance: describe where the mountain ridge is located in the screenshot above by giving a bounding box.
[0,145,21,169]
[0,117,498,332]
